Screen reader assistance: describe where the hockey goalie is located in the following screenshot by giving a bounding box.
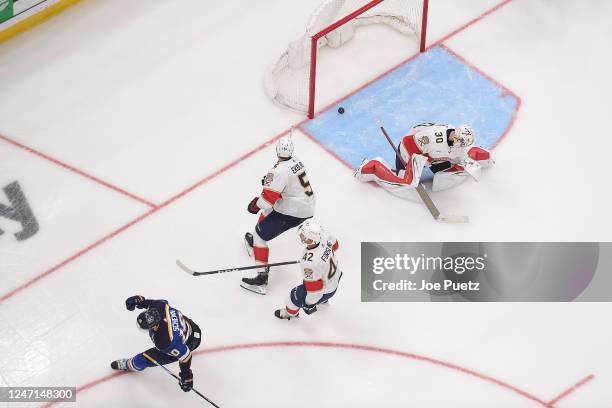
[354,123,494,197]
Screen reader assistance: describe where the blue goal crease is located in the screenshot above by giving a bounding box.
[302,45,518,171]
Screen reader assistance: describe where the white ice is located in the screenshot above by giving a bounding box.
[0,0,611,407]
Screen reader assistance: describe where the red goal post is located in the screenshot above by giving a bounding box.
[264,0,429,119]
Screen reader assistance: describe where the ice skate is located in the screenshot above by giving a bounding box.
[240,268,269,295]
[275,308,299,320]
[110,359,129,371]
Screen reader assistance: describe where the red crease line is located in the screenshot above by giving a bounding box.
[438,43,522,150]
[298,124,353,170]
[311,0,519,118]
[1,0,521,303]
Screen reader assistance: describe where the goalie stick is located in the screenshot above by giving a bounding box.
[177,259,299,276]
[143,354,220,408]
[376,120,469,223]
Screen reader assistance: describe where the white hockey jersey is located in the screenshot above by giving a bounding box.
[299,232,341,305]
[256,156,316,218]
[400,123,468,164]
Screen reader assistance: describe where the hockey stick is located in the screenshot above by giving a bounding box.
[144,354,220,408]
[376,120,469,223]
[177,259,299,276]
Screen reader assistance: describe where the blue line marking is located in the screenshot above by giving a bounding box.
[302,46,518,174]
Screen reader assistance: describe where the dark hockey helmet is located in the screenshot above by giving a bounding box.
[137,308,161,330]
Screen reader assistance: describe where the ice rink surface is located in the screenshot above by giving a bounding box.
[0,0,611,406]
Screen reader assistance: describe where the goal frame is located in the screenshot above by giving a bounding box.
[307,0,429,118]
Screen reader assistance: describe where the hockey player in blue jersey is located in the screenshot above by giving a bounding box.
[110,296,202,392]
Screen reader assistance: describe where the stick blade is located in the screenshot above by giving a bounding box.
[176,259,196,275]
[436,213,469,223]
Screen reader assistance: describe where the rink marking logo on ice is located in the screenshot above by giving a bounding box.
[302,46,519,171]
[0,181,39,241]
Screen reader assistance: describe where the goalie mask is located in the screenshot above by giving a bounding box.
[298,221,322,246]
[455,125,474,148]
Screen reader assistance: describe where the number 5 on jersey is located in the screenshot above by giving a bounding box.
[298,172,314,196]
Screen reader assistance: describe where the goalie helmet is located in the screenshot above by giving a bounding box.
[276,135,294,159]
[298,221,322,246]
[455,125,474,148]
[136,308,161,330]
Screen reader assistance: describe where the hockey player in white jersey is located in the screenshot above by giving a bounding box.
[242,134,316,295]
[275,221,341,320]
[355,123,494,195]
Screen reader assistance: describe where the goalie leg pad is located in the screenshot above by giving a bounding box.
[377,182,422,202]
[463,158,482,181]
[432,170,469,192]
[355,157,405,184]
[407,154,428,187]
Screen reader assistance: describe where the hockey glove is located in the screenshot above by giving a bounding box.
[247,197,260,214]
[125,295,145,311]
[302,303,318,315]
[179,369,193,392]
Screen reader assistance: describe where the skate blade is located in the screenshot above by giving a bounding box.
[275,310,299,320]
[436,214,469,223]
[240,282,267,295]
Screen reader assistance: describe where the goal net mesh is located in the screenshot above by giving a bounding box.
[264,0,425,116]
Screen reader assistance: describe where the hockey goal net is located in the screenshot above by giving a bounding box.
[264,0,429,118]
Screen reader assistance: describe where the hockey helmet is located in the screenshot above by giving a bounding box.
[276,135,294,159]
[298,221,322,246]
[455,125,474,148]
[137,308,161,330]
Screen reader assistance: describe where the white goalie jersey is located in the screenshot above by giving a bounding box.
[300,232,341,305]
[257,156,316,218]
[400,123,468,165]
